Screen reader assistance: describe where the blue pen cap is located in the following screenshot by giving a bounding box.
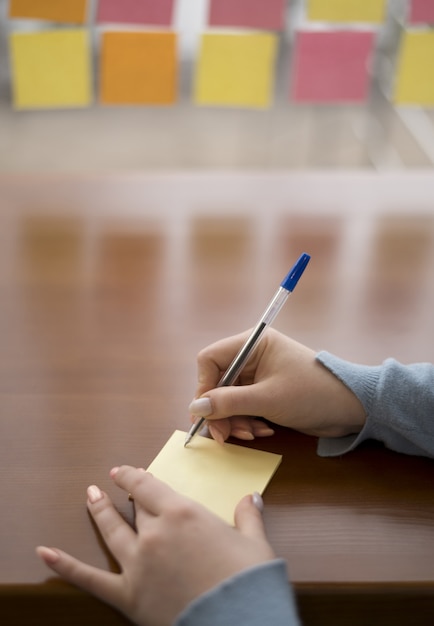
[280,253,311,292]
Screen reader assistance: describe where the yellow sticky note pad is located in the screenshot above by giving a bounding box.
[194,33,277,108]
[10,30,92,109]
[147,430,282,525]
[394,31,434,106]
[9,0,87,24]
[307,0,386,23]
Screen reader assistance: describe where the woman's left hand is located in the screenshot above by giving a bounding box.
[36,465,275,626]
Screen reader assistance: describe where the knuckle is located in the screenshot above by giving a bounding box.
[222,387,243,416]
[166,499,197,524]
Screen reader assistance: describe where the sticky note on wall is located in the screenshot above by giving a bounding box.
[408,0,434,24]
[307,0,386,23]
[394,31,434,105]
[97,0,174,26]
[8,0,87,24]
[99,31,177,105]
[10,30,92,109]
[194,33,277,108]
[291,30,374,103]
[208,0,286,31]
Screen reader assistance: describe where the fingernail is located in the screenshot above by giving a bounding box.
[255,425,275,436]
[232,429,255,441]
[188,397,213,417]
[36,546,60,564]
[109,466,120,478]
[252,492,264,512]
[87,484,103,503]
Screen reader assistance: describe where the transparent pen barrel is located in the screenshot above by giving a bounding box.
[259,286,289,326]
[218,287,289,387]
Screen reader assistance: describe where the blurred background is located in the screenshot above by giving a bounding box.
[1,0,434,173]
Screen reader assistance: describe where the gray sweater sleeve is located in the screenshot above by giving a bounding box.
[316,351,434,458]
[175,559,300,626]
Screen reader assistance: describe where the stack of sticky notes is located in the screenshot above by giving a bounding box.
[147,430,282,525]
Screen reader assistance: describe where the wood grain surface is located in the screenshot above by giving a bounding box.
[1,173,434,625]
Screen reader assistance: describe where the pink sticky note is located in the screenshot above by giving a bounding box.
[291,31,374,103]
[409,0,434,24]
[208,0,286,31]
[97,0,174,26]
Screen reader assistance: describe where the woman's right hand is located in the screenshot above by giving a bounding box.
[189,329,366,444]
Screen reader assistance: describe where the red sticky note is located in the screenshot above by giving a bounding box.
[97,0,174,26]
[408,0,434,24]
[208,0,286,31]
[291,31,374,103]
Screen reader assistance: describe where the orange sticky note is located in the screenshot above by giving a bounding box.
[194,33,277,109]
[10,30,92,109]
[99,31,177,105]
[9,0,87,24]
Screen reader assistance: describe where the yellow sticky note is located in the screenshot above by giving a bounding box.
[10,30,92,110]
[307,0,386,23]
[147,430,282,525]
[394,31,434,106]
[9,0,87,24]
[194,33,277,108]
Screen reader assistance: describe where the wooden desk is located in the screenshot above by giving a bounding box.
[1,173,434,625]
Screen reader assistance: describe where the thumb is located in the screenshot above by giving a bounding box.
[189,384,265,422]
[234,493,267,542]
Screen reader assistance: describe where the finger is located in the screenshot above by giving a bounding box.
[209,416,274,443]
[208,420,230,444]
[132,498,155,532]
[195,332,250,396]
[86,485,136,562]
[251,419,275,438]
[36,546,124,609]
[229,416,274,440]
[233,493,269,543]
[111,466,181,516]
[226,416,255,440]
[191,383,272,424]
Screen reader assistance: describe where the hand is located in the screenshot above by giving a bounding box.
[189,328,366,443]
[36,466,274,626]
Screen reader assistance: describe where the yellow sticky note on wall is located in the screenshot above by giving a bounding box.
[10,30,92,109]
[194,32,277,108]
[394,31,434,105]
[9,0,87,24]
[147,430,282,525]
[307,0,386,23]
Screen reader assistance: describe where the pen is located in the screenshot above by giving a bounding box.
[184,252,311,447]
